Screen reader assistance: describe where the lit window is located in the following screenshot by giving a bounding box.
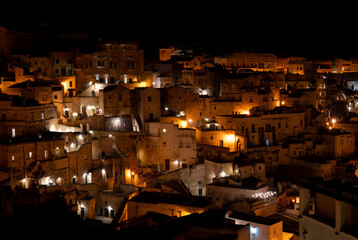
[11,156,15,162]
[29,152,32,158]
[163,128,166,133]
[12,128,15,138]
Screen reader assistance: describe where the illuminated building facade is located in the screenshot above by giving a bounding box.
[78,42,144,85]
[226,52,278,72]
[147,122,197,172]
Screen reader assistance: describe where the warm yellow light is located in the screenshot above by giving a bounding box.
[331,118,336,124]
[180,121,187,128]
[125,169,131,181]
[225,134,236,142]
[139,82,147,87]
[281,101,285,105]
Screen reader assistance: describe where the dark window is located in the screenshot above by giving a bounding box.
[198,188,203,196]
[165,159,170,170]
[148,96,152,102]
[127,61,134,69]
[81,207,85,217]
[104,208,109,217]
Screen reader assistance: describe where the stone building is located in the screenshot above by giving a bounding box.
[0,94,57,139]
[76,42,144,85]
[227,210,283,240]
[51,51,75,77]
[206,175,276,213]
[146,122,197,172]
[127,191,213,219]
[196,128,238,152]
[320,128,355,158]
[6,79,54,104]
[225,52,278,72]
[149,163,207,196]
[102,85,131,117]
[299,178,358,240]
[132,86,161,131]
[216,107,306,149]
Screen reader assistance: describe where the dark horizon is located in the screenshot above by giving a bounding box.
[1,4,357,59]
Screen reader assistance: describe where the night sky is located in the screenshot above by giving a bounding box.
[1,3,357,59]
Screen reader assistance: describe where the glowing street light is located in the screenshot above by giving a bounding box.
[331,118,336,129]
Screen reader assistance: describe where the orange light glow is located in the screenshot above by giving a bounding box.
[225,134,236,142]
[179,120,188,128]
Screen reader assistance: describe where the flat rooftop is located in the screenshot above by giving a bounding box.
[129,191,213,208]
[228,211,282,226]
